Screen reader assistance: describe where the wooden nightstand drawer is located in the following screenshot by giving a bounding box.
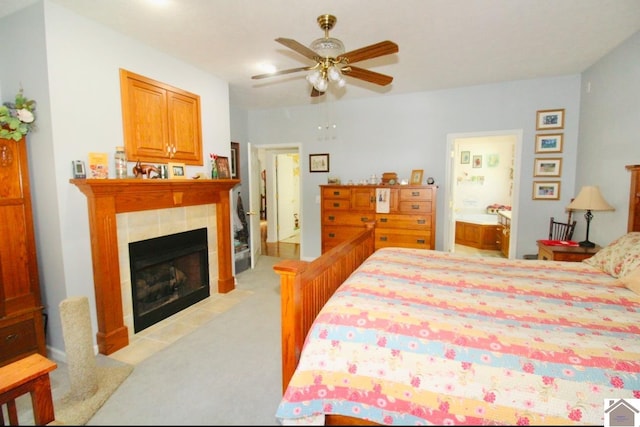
[536,241,600,262]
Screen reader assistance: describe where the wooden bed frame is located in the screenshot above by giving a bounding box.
[273,223,376,425]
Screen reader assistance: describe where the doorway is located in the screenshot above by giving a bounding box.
[247,143,301,266]
[444,130,522,258]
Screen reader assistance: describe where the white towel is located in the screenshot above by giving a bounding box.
[376,188,390,213]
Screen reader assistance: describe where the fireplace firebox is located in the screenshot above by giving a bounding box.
[129,228,210,332]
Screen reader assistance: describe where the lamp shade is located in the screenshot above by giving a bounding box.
[566,186,614,211]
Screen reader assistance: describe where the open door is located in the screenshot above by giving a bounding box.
[247,143,261,268]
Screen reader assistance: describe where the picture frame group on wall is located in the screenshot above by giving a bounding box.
[472,155,482,168]
[536,108,565,130]
[309,153,330,173]
[535,133,563,154]
[460,151,470,164]
[230,142,239,179]
[532,181,561,200]
[533,158,562,177]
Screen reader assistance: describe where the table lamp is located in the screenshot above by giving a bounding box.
[566,186,614,247]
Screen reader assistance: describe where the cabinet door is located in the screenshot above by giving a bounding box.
[122,77,169,160]
[351,188,375,210]
[167,91,202,163]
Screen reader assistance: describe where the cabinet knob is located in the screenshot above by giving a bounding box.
[380,218,388,223]
[417,219,425,224]
[5,333,18,343]
[380,236,388,241]
[417,239,425,244]
[411,204,419,210]
[360,217,369,222]
[328,215,335,221]
[328,233,335,238]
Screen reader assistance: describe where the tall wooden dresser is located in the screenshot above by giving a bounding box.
[627,164,640,232]
[0,136,46,367]
[320,184,437,253]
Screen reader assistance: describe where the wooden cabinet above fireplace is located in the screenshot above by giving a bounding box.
[71,178,239,355]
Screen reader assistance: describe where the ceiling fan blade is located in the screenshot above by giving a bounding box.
[339,40,398,64]
[343,66,394,86]
[310,87,324,97]
[252,66,313,80]
[275,37,319,61]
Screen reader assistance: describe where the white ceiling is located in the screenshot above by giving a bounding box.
[3,0,640,110]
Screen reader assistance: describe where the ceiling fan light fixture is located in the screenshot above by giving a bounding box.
[336,77,346,88]
[314,76,328,92]
[327,65,342,82]
[306,69,321,85]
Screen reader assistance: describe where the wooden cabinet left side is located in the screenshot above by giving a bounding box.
[0,136,46,367]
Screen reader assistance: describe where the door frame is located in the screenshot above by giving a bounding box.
[443,129,523,258]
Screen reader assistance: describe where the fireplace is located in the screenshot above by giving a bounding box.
[129,228,210,332]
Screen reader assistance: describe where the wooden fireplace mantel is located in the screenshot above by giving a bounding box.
[70,178,240,355]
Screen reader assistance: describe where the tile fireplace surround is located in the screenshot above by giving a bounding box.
[71,178,240,355]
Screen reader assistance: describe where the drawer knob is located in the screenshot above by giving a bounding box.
[380,218,388,223]
[417,239,425,244]
[5,333,18,343]
[411,204,419,210]
[333,203,340,208]
[332,191,340,196]
[328,215,335,221]
[380,236,388,241]
[360,217,369,222]
[417,219,425,224]
[329,233,335,238]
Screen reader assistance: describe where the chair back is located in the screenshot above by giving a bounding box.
[549,217,577,240]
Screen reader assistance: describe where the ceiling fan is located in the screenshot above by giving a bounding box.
[251,14,399,97]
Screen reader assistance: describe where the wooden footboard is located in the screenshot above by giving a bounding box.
[273,223,375,393]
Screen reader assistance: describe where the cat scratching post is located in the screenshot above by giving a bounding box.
[59,296,98,400]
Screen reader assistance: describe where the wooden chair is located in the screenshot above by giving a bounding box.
[549,217,577,241]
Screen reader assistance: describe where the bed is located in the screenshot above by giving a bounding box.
[273,226,640,425]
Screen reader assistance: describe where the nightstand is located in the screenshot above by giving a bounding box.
[536,240,601,262]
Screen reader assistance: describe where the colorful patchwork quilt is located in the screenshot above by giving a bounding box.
[276,248,640,425]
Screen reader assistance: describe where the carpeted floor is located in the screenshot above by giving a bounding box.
[86,254,283,425]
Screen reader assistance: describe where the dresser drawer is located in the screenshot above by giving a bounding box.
[398,201,432,214]
[322,187,351,200]
[399,187,433,201]
[323,211,375,226]
[375,229,433,249]
[376,213,431,230]
[0,317,39,365]
[322,226,364,252]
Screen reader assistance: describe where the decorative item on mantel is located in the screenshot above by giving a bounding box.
[210,153,219,179]
[0,88,36,141]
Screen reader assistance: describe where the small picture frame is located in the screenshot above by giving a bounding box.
[472,155,482,168]
[168,162,186,179]
[536,109,565,130]
[215,156,231,179]
[460,151,470,164]
[309,153,329,173]
[410,169,424,185]
[533,158,562,177]
[230,142,239,179]
[532,181,561,200]
[535,133,563,153]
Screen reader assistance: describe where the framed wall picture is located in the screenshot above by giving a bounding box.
[230,142,240,179]
[536,108,565,130]
[472,155,482,168]
[532,181,561,200]
[535,133,563,154]
[309,153,329,173]
[215,156,231,178]
[168,162,186,179]
[533,158,562,177]
[460,151,470,164]
[410,169,424,185]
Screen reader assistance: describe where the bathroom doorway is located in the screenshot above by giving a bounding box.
[444,130,523,258]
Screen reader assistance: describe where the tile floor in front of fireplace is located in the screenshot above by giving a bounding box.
[107,287,254,366]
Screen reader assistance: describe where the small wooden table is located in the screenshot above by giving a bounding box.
[536,240,601,262]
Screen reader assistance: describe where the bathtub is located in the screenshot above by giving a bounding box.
[455,213,500,250]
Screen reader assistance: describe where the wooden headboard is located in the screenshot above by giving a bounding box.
[627,164,640,232]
